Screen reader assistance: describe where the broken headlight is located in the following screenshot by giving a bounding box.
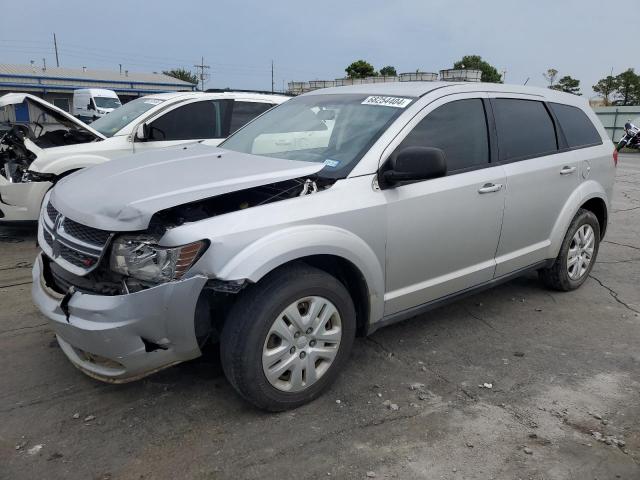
[110,235,207,284]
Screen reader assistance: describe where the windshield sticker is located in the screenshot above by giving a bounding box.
[324,159,340,168]
[361,96,412,108]
[143,99,162,105]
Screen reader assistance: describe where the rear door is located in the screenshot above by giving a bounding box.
[489,95,580,276]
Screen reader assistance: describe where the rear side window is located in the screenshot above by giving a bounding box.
[148,100,223,141]
[230,101,274,134]
[549,103,602,148]
[396,98,489,172]
[492,99,557,161]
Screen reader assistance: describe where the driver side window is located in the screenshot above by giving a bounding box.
[148,100,226,141]
[396,98,489,172]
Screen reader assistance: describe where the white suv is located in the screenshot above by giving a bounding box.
[0,91,289,222]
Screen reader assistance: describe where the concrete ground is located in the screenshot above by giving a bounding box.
[1,155,639,480]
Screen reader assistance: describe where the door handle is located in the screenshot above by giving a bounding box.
[560,166,577,175]
[478,183,503,194]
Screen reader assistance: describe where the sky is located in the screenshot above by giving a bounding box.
[0,0,632,98]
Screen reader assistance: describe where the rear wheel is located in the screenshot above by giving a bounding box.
[220,264,356,411]
[539,208,600,291]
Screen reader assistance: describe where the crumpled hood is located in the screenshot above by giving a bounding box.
[50,142,323,231]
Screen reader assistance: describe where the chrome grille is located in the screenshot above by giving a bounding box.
[40,201,113,276]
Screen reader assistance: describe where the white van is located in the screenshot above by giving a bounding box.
[72,89,121,122]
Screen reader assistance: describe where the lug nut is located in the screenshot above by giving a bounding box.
[306,328,312,334]
[294,331,301,338]
[309,340,316,347]
[290,346,296,354]
[299,351,306,359]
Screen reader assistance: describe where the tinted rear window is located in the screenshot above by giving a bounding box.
[549,102,602,148]
[493,99,557,161]
[229,101,274,134]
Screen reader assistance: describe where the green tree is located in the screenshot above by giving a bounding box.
[345,60,377,79]
[613,69,640,105]
[379,65,397,77]
[162,68,198,85]
[592,75,617,106]
[452,55,501,83]
[550,75,581,95]
[543,68,558,87]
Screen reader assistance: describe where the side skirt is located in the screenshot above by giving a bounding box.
[367,259,553,335]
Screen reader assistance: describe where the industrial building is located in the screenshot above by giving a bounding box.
[287,69,481,95]
[0,63,196,113]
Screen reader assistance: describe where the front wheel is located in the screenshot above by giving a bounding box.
[539,208,600,291]
[220,264,356,411]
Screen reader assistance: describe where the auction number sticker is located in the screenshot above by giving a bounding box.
[362,96,412,108]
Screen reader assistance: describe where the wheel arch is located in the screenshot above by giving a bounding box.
[548,180,609,258]
[579,197,608,239]
[213,225,385,331]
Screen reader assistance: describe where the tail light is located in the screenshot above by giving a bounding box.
[613,148,618,167]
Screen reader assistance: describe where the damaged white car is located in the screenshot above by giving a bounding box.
[0,92,288,222]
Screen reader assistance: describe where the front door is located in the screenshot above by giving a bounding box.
[383,95,506,316]
[133,99,230,154]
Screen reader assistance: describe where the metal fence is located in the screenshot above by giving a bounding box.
[593,106,640,141]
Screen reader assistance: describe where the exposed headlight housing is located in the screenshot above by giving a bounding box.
[110,235,208,284]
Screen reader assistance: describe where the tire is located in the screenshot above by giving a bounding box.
[220,263,356,411]
[539,208,600,291]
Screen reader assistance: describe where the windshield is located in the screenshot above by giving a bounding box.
[220,93,412,178]
[94,96,121,109]
[91,97,165,137]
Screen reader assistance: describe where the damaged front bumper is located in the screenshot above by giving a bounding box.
[0,176,52,222]
[32,253,208,382]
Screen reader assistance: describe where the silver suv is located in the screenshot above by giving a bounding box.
[32,82,615,411]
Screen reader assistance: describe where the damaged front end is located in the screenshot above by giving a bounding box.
[34,172,331,382]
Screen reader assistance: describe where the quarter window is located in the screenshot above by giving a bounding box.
[229,101,274,134]
[549,102,602,148]
[396,98,489,172]
[148,100,224,141]
[492,99,557,161]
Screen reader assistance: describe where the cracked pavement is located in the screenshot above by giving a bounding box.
[1,155,639,479]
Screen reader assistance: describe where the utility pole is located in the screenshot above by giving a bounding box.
[271,60,274,93]
[193,56,210,91]
[53,33,60,67]
[42,58,46,71]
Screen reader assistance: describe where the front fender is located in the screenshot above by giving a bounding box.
[31,153,113,176]
[548,180,609,259]
[216,225,386,324]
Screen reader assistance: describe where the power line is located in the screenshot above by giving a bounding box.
[193,57,210,91]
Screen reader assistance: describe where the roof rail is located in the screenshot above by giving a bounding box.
[205,88,294,97]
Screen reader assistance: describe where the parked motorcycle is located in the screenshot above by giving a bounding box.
[617,121,640,151]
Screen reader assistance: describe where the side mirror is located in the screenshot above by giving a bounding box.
[381,146,447,187]
[134,123,148,141]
